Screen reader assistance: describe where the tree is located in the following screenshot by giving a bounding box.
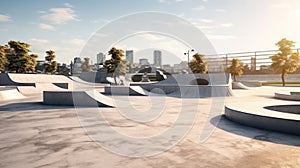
[226,58,244,82]
[0,45,8,72]
[44,50,57,74]
[188,53,207,74]
[25,54,38,72]
[270,38,300,86]
[6,40,37,73]
[104,47,128,84]
[81,57,92,72]
[57,63,70,76]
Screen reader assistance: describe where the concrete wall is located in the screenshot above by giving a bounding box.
[224,107,300,136]
[80,72,111,83]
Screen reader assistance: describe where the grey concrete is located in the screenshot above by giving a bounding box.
[2,86,300,167]
[0,73,72,89]
[232,82,252,90]
[132,73,233,98]
[225,100,300,136]
[275,92,300,101]
[80,71,111,83]
[43,90,114,107]
[240,80,264,87]
[264,105,300,114]
[104,86,149,96]
[70,76,108,86]
[0,89,26,101]
[291,92,300,95]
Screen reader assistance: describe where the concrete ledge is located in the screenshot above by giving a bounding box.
[275,92,300,101]
[104,86,148,96]
[225,101,300,136]
[43,90,114,107]
[140,84,233,98]
[291,92,300,95]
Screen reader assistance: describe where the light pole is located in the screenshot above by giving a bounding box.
[184,49,194,63]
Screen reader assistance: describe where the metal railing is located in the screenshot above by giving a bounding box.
[205,48,300,72]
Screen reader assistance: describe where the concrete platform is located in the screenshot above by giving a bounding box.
[225,100,300,135]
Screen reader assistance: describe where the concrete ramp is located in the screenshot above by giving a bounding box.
[43,90,114,107]
[0,89,26,101]
[69,76,107,86]
[129,86,153,96]
[105,86,147,96]
[0,73,73,89]
[8,73,72,83]
[169,85,233,98]
[232,82,252,90]
[85,90,115,107]
[18,83,67,96]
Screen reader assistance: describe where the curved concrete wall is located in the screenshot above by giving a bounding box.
[224,107,300,136]
[275,92,300,101]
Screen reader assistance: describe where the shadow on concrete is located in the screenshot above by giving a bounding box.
[0,102,75,112]
[211,115,300,147]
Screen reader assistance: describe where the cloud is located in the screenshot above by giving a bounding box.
[0,14,12,22]
[221,23,233,27]
[29,38,49,44]
[139,33,166,41]
[202,0,208,2]
[41,7,78,24]
[64,3,73,8]
[192,6,205,11]
[65,38,86,46]
[158,0,186,3]
[199,19,214,23]
[271,3,291,9]
[215,9,226,12]
[39,23,55,30]
[206,34,236,40]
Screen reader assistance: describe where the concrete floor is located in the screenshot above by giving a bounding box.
[0,86,300,168]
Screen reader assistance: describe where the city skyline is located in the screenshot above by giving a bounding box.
[1,0,300,65]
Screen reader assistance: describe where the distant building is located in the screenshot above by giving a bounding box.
[139,58,150,66]
[162,64,173,73]
[96,52,105,65]
[126,50,134,64]
[153,50,162,68]
[35,60,45,73]
[174,61,188,73]
[72,57,82,76]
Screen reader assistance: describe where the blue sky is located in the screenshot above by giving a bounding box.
[1,0,300,65]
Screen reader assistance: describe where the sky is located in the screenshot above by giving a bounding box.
[1,0,300,65]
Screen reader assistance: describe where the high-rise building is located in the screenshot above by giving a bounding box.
[96,52,105,65]
[72,57,82,76]
[126,50,134,64]
[153,50,162,68]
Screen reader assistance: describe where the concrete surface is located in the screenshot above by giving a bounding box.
[225,100,300,135]
[104,86,151,96]
[43,90,115,107]
[0,89,26,101]
[275,92,300,101]
[0,85,300,167]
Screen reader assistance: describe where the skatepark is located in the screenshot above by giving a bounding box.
[0,73,300,167]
